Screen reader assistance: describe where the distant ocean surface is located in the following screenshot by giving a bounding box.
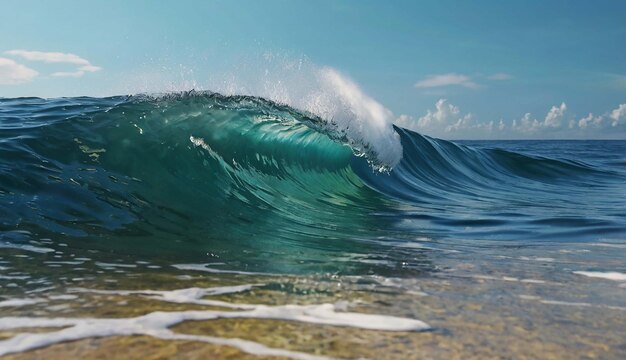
[1,93,625,358]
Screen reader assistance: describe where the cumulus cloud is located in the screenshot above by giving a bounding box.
[578,113,604,129]
[395,99,464,130]
[577,104,626,129]
[4,49,101,78]
[511,102,567,133]
[510,102,626,137]
[415,73,479,89]
[610,104,626,126]
[0,57,39,85]
[396,99,501,138]
[511,113,540,133]
[397,99,625,139]
[544,102,567,128]
[416,99,465,128]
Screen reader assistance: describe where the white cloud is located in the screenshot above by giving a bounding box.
[512,113,541,133]
[0,57,38,85]
[577,104,626,129]
[487,73,513,80]
[578,113,604,129]
[51,65,102,78]
[609,103,626,126]
[414,72,512,90]
[4,49,101,78]
[445,114,479,132]
[396,99,499,138]
[414,73,479,89]
[5,50,90,65]
[544,102,567,128]
[513,102,626,136]
[417,98,463,127]
[511,102,567,133]
[397,100,626,139]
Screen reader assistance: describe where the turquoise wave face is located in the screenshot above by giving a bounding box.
[1,93,625,275]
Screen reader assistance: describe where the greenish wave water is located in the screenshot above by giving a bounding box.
[1,93,624,275]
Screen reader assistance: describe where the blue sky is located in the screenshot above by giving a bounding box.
[1,0,624,139]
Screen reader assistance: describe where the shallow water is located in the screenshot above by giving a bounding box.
[0,94,625,358]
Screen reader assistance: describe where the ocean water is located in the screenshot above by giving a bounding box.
[0,93,625,359]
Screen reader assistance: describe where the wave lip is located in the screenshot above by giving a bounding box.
[309,68,403,171]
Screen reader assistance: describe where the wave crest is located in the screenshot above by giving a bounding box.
[205,64,403,171]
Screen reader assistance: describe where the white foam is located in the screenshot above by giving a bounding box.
[69,285,261,310]
[312,68,403,169]
[0,275,30,280]
[573,271,626,281]
[26,286,56,294]
[95,262,137,268]
[518,295,626,311]
[0,285,429,358]
[518,256,555,262]
[237,303,427,331]
[47,295,78,301]
[0,242,54,254]
[0,314,329,360]
[68,285,429,331]
[520,279,546,284]
[0,298,45,307]
[591,243,626,248]
[468,274,547,284]
[173,263,271,276]
[44,261,85,265]
[46,304,71,312]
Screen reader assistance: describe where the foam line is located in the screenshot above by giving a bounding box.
[0,242,54,253]
[0,305,428,357]
[159,332,331,360]
[0,298,45,307]
[71,285,430,330]
[573,271,626,281]
[173,263,273,276]
[95,262,137,268]
[0,285,429,357]
[519,295,626,311]
[591,243,626,249]
[464,274,548,284]
[69,285,261,309]
[75,285,430,331]
[0,313,329,360]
